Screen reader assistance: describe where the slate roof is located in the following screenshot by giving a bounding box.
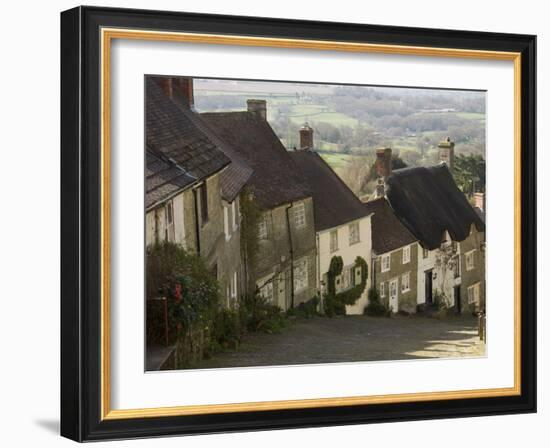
[290,150,369,231]
[200,111,312,209]
[182,109,253,202]
[385,164,485,250]
[363,197,417,255]
[146,77,230,181]
[145,148,196,209]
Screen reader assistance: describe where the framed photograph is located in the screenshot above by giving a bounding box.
[60,6,536,441]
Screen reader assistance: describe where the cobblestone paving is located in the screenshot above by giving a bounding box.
[191,314,485,370]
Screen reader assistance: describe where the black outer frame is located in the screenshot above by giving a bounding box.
[60,6,537,442]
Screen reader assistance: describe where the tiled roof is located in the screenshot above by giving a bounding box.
[385,164,485,250]
[146,77,230,181]
[145,149,196,209]
[290,150,369,231]
[200,111,312,209]
[363,197,417,254]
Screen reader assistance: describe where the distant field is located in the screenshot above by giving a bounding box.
[319,153,354,169]
[455,112,485,121]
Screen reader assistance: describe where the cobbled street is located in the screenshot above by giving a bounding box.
[191,314,485,369]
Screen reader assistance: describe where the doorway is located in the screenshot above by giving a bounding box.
[389,278,399,312]
[454,285,461,314]
[425,270,433,304]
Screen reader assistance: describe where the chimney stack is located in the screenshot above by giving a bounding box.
[373,147,392,198]
[247,99,267,120]
[473,192,485,212]
[152,76,194,109]
[299,123,314,150]
[375,147,392,178]
[438,137,455,173]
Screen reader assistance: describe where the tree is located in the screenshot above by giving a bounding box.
[453,154,486,196]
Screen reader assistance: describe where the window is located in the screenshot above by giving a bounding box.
[355,266,362,286]
[380,282,386,297]
[349,222,360,245]
[293,258,308,292]
[223,205,230,241]
[468,283,481,305]
[453,255,461,278]
[257,216,268,240]
[381,254,391,272]
[402,245,411,264]
[423,247,429,259]
[231,200,238,230]
[465,250,476,271]
[165,200,175,242]
[452,240,458,252]
[231,271,237,299]
[293,202,306,229]
[258,276,274,302]
[199,182,208,224]
[330,230,339,253]
[401,272,410,292]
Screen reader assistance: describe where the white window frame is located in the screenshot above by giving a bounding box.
[348,221,360,245]
[465,249,476,271]
[223,205,230,241]
[354,265,362,286]
[231,271,237,299]
[165,200,175,242]
[293,258,309,293]
[257,216,268,240]
[402,245,411,264]
[381,254,391,273]
[380,282,386,297]
[231,200,238,231]
[293,202,306,229]
[257,275,274,302]
[401,272,411,293]
[468,283,481,305]
[330,230,339,253]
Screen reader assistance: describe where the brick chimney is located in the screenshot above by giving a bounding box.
[473,192,485,212]
[247,99,267,120]
[299,123,314,150]
[375,147,392,178]
[373,147,392,198]
[152,76,194,109]
[438,137,455,173]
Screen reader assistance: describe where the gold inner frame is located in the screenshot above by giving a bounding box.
[100,27,522,421]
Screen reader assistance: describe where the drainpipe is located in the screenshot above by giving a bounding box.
[316,233,321,310]
[192,188,201,255]
[285,202,295,309]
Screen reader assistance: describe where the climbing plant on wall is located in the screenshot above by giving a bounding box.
[324,255,368,317]
[239,187,263,295]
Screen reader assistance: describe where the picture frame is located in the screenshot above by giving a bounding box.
[60,5,536,442]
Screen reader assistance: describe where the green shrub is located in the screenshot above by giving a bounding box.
[288,296,320,319]
[323,256,369,317]
[364,287,391,317]
[242,292,287,333]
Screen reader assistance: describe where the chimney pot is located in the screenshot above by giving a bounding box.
[299,122,314,150]
[247,99,267,120]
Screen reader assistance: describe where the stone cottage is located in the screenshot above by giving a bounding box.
[384,145,486,314]
[291,124,373,315]
[201,101,317,310]
[363,197,419,313]
[145,76,252,306]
